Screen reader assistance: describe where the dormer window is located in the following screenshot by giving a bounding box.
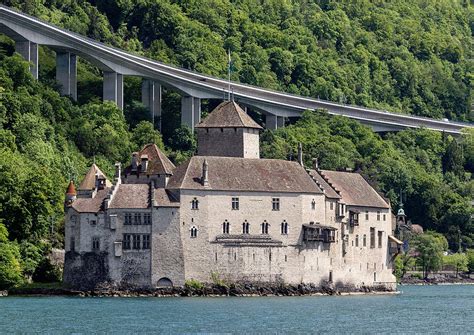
[191,198,199,210]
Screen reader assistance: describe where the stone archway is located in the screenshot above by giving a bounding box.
[157,277,173,287]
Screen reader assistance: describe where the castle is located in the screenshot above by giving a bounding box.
[64,101,401,289]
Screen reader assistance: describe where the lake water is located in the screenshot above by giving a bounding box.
[0,285,472,334]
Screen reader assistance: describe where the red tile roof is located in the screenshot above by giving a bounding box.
[66,180,77,195]
[307,169,340,199]
[109,184,150,209]
[124,144,175,176]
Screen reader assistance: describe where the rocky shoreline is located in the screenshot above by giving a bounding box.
[400,274,474,285]
[6,282,396,298]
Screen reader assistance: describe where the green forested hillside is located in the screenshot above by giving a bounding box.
[0,0,473,287]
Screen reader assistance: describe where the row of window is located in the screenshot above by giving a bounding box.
[191,197,282,211]
[354,229,383,248]
[124,213,151,225]
[123,234,150,250]
[190,220,290,238]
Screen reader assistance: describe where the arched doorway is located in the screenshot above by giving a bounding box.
[157,277,173,287]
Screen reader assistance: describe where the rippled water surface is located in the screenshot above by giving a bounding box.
[0,285,473,334]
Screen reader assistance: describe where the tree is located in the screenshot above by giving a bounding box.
[0,221,23,289]
[393,253,416,281]
[131,121,164,151]
[443,253,468,277]
[414,232,448,279]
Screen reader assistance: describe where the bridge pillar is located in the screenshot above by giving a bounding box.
[15,40,38,79]
[181,96,201,131]
[142,80,162,130]
[103,71,123,110]
[56,52,77,101]
[277,116,285,128]
[266,115,285,130]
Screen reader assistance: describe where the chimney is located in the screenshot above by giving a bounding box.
[141,154,149,172]
[201,159,209,187]
[131,152,138,171]
[313,158,319,170]
[297,143,303,167]
[114,162,121,181]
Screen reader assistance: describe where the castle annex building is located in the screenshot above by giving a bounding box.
[64,101,401,289]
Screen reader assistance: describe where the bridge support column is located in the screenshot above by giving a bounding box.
[103,71,123,110]
[181,96,201,131]
[15,40,38,79]
[277,116,285,128]
[56,52,77,101]
[266,115,278,130]
[142,79,162,130]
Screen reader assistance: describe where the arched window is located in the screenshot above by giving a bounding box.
[190,226,198,238]
[363,234,367,247]
[242,220,250,234]
[191,198,199,210]
[281,221,288,235]
[222,220,230,234]
[261,221,269,234]
[311,199,316,210]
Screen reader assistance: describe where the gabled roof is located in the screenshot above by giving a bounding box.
[154,188,180,207]
[109,184,150,209]
[195,101,262,129]
[307,169,340,199]
[78,164,112,191]
[124,144,175,176]
[320,170,389,209]
[72,188,109,213]
[167,156,323,194]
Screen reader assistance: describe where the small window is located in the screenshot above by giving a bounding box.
[190,226,198,238]
[142,234,150,249]
[378,231,383,248]
[123,234,131,250]
[134,213,141,225]
[383,214,386,221]
[330,202,334,210]
[242,220,250,234]
[222,220,230,234]
[261,221,269,234]
[90,220,97,226]
[144,213,151,225]
[281,221,288,235]
[365,211,369,221]
[132,234,141,249]
[272,198,280,211]
[355,235,359,247]
[370,228,375,248]
[92,237,100,251]
[70,237,75,252]
[311,199,316,210]
[191,198,199,210]
[124,213,132,225]
[232,197,239,210]
[363,234,367,247]
[377,211,380,221]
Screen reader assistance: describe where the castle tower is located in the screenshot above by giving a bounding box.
[64,180,77,208]
[195,101,263,158]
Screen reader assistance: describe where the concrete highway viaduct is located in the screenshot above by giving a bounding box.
[0,4,472,135]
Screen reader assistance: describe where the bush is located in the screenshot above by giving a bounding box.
[32,257,62,283]
[467,250,474,273]
[0,222,23,289]
[185,278,204,290]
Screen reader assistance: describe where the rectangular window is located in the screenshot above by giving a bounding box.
[144,213,151,225]
[134,213,141,225]
[92,237,100,251]
[365,211,369,220]
[370,228,375,248]
[142,234,150,249]
[330,202,334,210]
[272,198,280,211]
[123,234,131,250]
[363,234,367,247]
[378,231,383,248]
[383,214,386,221]
[355,235,359,247]
[132,234,141,250]
[377,211,380,221]
[232,197,239,210]
[70,237,75,252]
[90,220,97,226]
[124,213,132,225]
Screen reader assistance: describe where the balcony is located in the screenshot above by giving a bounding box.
[303,224,337,243]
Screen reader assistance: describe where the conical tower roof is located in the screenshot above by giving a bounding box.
[196,101,262,129]
[78,164,112,191]
[66,180,77,195]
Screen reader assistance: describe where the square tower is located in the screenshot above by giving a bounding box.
[196,101,262,158]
